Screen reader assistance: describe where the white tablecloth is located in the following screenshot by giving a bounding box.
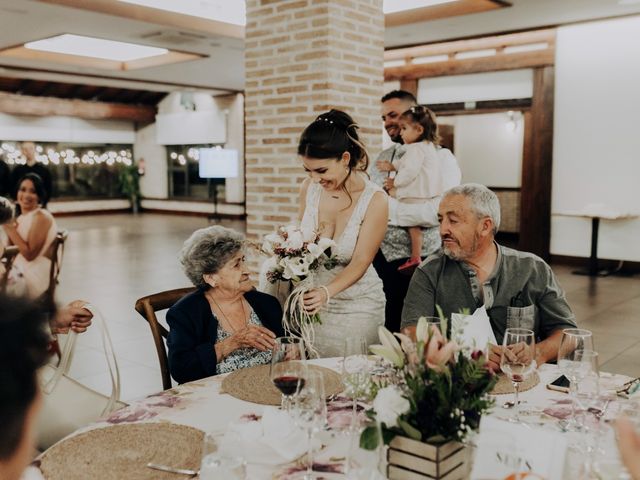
[35,359,635,479]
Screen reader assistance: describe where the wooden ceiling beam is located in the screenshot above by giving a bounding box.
[385,28,555,61]
[386,0,509,28]
[0,92,156,123]
[385,49,555,80]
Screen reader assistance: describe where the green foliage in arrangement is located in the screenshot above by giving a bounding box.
[361,311,497,450]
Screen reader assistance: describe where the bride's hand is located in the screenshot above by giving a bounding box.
[302,288,328,315]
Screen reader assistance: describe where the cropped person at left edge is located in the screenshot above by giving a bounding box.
[167,226,284,384]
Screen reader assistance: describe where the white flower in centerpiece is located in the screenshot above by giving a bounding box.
[373,386,410,428]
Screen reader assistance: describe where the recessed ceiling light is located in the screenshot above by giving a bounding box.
[117,0,246,26]
[24,34,168,61]
[384,0,458,14]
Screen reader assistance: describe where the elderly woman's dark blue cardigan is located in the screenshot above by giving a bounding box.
[167,289,284,384]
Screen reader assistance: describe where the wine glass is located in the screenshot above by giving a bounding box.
[270,336,307,411]
[291,370,327,479]
[558,328,595,430]
[500,328,536,423]
[573,351,604,471]
[342,337,370,428]
[342,337,370,474]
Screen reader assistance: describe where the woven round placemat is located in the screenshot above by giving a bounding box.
[221,364,343,405]
[491,371,540,395]
[40,423,203,480]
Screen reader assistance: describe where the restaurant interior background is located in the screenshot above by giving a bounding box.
[1,0,640,399]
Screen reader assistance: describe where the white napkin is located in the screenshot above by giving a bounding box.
[20,466,46,480]
[225,408,312,465]
[451,306,497,351]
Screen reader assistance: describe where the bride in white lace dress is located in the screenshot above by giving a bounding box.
[296,110,388,357]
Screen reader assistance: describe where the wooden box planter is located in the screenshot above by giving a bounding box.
[387,436,467,480]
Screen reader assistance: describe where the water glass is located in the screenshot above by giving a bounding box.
[200,431,246,480]
[558,328,595,430]
[291,370,327,479]
[500,328,536,423]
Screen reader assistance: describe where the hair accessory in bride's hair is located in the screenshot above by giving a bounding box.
[315,115,334,125]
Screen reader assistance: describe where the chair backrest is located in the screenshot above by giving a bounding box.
[0,245,19,293]
[134,287,195,390]
[41,230,68,305]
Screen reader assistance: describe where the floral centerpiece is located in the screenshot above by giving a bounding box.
[261,225,336,350]
[360,315,496,451]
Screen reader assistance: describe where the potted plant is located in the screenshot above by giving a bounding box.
[361,315,497,480]
[118,164,141,213]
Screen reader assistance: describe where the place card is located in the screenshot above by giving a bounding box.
[471,416,567,480]
[451,306,497,351]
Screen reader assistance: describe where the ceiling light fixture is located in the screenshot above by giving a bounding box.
[117,0,246,26]
[24,34,168,62]
[384,0,458,14]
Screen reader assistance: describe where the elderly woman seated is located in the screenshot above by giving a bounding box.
[167,226,284,383]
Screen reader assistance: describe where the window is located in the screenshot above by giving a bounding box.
[167,144,225,200]
[0,141,134,199]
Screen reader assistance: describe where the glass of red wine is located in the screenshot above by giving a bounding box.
[270,336,307,411]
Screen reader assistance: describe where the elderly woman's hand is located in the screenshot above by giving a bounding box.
[231,324,277,351]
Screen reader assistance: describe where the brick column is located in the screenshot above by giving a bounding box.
[244,0,384,256]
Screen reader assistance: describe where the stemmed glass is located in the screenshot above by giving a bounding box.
[342,337,370,474]
[573,351,604,472]
[270,336,307,411]
[291,370,327,479]
[500,328,536,423]
[342,337,370,430]
[558,328,595,430]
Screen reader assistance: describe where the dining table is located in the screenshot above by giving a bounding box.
[29,358,637,479]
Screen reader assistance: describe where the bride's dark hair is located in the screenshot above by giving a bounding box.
[297,109,369,173]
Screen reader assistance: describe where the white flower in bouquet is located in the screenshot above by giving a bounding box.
[280,254,314,279]
[372,386,410,428]
[261,225,337,284]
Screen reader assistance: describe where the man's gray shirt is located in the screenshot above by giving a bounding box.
[401,244,577,345]
[369,145,440,262]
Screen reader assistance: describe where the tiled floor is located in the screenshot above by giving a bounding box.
[54,213,640,402]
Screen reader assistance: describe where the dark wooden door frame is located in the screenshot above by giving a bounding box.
[519,66,554,261]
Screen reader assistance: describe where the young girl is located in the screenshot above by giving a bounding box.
[384,106,443,273]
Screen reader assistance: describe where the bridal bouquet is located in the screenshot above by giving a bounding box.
[360,315,496,450]
[261,225,336,284]
[261,226,337,351]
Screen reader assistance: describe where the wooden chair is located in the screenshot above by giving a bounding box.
[134,287,195,390]
[40,230,69,307]
[0,245,19,293]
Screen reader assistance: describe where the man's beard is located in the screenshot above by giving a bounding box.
[442,233,479,261]
[387,130,403,144]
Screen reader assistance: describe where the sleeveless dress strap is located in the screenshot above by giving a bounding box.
[350,180,382,226]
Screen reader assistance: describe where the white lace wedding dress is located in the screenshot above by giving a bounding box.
[300,178,386,357]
